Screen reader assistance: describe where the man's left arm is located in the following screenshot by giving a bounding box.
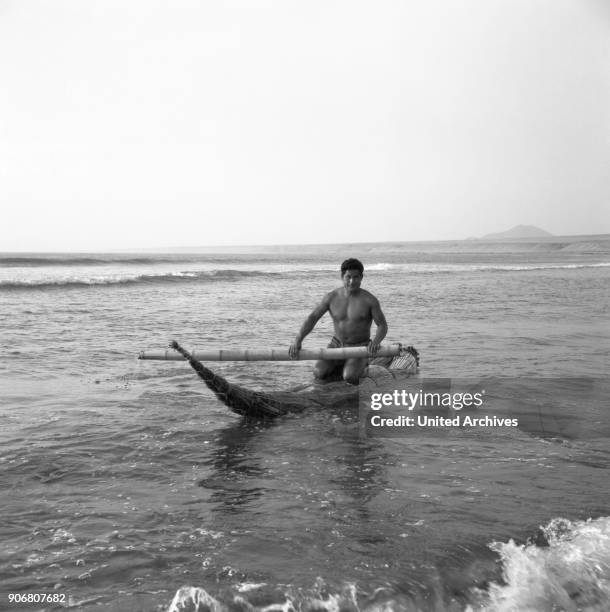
[369,298,388,355]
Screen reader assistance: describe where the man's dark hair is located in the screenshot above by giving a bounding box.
[340,258,364,276]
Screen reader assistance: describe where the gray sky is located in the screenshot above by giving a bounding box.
[1,0,609,251]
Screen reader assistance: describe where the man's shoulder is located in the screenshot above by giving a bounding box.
[323,288,342,302]
[360,288,380,303]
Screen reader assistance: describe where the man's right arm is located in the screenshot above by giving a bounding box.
[289,294,331,358]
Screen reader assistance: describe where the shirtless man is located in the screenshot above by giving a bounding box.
[288,258,388,385]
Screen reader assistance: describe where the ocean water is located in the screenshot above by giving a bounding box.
[1,240,609,612]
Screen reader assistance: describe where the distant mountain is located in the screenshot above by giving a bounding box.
[480,225,553,240]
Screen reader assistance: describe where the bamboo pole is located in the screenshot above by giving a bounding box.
[138,344,404,362]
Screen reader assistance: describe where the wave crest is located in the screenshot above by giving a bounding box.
[476,516,610,611]
[164,516,610,612]
[0,269,277,290]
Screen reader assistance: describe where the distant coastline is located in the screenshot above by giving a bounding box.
[3,233,610,255]
[477,224,553,240]
[123,233,610,255]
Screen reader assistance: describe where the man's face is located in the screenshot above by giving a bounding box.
[342,269,363,292]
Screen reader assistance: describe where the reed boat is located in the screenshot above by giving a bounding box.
[139,341,420,418]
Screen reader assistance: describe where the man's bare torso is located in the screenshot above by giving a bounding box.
[328,288,375,344]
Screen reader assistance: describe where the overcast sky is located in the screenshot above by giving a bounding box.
[1,0,609,251]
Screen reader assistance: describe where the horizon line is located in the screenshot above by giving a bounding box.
[2,232,610,254]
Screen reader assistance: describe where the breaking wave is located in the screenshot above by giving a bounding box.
[165,516,610,612]
[1,260,607,290]
[0,255,200,267]
[368,262,610,274]
[473,516,610,611]
[0,269,280,290]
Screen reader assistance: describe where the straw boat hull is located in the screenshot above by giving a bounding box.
[170,341,419,418]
